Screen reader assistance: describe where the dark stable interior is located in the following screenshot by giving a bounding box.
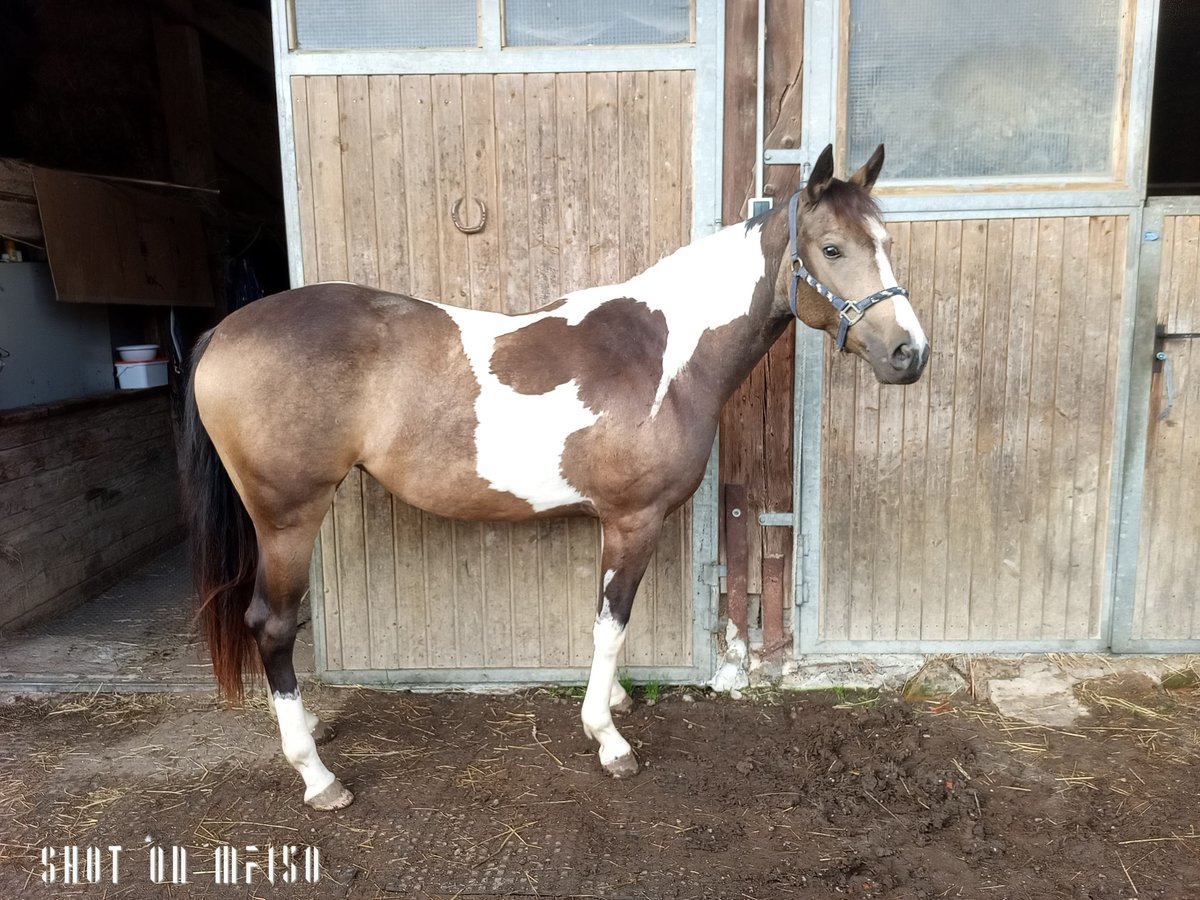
[1147,0,1200,195]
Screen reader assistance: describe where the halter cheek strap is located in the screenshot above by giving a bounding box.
[787,192,910,352]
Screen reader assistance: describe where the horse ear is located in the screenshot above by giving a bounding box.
[804,144,836,206]
[849,143,885,192]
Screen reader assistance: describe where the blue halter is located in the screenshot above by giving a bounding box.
[787,191,910,351]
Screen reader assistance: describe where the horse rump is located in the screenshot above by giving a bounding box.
[180,329,259,699]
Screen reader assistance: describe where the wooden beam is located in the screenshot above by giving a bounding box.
[152,3,218,188]
[0,159,43,244]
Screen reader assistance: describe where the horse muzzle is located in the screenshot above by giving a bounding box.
[872,341,929,385]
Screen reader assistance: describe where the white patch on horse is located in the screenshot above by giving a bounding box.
[559,222,769,416]
[581,603,633,768]
[444,306,599,512]
[869,219,927,353]
[602,569,615,593]
[273,691,336,802]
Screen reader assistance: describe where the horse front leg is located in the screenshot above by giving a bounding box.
[582,513,663,778]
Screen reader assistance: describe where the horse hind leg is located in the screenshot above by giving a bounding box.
[248,527,353,810]
[581,513,663,778]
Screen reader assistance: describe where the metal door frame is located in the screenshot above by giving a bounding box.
[269,0,727,686]
[1110,196,1200,653]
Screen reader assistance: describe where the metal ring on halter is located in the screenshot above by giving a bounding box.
[786,191,910,352]
[451,198,487,234]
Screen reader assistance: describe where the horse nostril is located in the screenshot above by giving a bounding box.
[891,343,914,370]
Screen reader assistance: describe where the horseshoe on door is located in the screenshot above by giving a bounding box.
[451,197,487,234]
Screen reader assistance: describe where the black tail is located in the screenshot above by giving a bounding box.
[181,330,259,699]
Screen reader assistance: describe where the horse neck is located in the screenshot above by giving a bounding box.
[621,206,794,408]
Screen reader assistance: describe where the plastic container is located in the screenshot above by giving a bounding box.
[115,359,168,389]
[116,344,160,362]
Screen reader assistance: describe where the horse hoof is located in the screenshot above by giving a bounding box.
[602,752,640,779]
[307,779,354,811]
[311,720,337,745]
[610,694,635,716]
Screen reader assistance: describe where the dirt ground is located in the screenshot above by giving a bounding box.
[2,674,1199,900]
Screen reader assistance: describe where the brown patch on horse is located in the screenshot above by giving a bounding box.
[196,284,538,524]
[490,298,668,415]
[560,221,789,516]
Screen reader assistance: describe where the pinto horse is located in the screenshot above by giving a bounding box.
[181,144,928,810]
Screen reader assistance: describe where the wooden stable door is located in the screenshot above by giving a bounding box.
[1127,210,1200,646]
[813,216,1129,650]
[290,72,697,678]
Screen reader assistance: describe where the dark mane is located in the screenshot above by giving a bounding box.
[820,178,881,223]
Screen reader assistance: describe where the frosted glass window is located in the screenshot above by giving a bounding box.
[294,0,478,50]
[505,0,691,47]
[846,0,1126,181]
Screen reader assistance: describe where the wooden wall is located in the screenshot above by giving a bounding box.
[0,392,183,631]
[820,216,1128,643]
[719,0,804,646]
[291,72,696,672]
[1133,214,1200,640]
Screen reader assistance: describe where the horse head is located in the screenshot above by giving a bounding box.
[780,143,929,384]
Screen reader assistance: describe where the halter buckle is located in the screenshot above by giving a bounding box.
[839,301,866,327]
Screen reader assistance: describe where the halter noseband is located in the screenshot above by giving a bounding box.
[787,191,910,351]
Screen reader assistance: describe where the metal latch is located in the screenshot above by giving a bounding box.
[1155,331,1200,421]
[758,512,794,526]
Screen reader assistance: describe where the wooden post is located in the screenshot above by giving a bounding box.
[762,556,785,657]
[725,483,749,643]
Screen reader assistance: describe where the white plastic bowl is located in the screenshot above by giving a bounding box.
[116,344,160,362]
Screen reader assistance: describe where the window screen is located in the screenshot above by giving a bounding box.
[293,0,478,50]
[846,0,1126,182]
[504,0,691,47]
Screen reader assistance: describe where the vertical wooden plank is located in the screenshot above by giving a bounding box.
[655,507,688,663]
[617,71,650,282]
[538,518,571,667]
[1066,217,1117,639]
[1093,216,1127,635]
[1020,218,1064,640]
[870,221,909,641]
[494,74,532,312]
[463,73,501,310]
[679,70,694,243]
[318,512,342,669]
[969,218,1013,640]
[453,521,485,667]
[848,356,879,641]
[943,220,985,641]
[896,221,935,640]
[510,523,542,667]
[393,498,429,668]
[921,219,962,640]
[1043,217,1088,640]
[586,72,621,287]
[338,75,379,287]
[996,217,1038,638]
[364,477,398,668]
[567,519,599,667]
[526,73,561,307]
[423,513,458,666]
[648,70,683,265]
[290,77,319,284]
[369,75,410,295]
[400,75,439,299]
[725,484,749,642]
[306,76,348,283]
[482,522,514,667]
[332,470,369,669]
[556,72,591,295]
[821,350,855,641]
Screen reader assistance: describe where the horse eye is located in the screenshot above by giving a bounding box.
[822,245,841,259]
